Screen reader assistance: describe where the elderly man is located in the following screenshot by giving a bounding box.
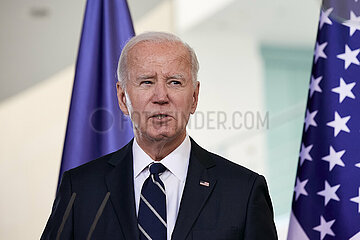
[42,32,277,240]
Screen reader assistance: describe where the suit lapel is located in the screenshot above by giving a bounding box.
[105,140,140,240]
[171,139,217,240]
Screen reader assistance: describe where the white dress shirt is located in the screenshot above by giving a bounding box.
[133,135,191,240]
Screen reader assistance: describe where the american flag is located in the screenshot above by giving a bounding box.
[288,4,360,240]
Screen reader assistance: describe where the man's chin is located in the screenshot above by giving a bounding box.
[143,129,182,142]
[147,132,173,142]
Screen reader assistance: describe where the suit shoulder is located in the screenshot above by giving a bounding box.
[61,150,126,191]
[66,151,115,176]
[65,139,133,178]
[210,151,259,179]
[191,139,260,182]
[191,138,260,182]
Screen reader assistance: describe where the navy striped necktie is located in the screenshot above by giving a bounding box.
[138,163,167,240]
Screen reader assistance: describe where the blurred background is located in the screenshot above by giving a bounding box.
[0,0,320,239]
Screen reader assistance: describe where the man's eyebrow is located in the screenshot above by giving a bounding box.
[167,74,184,79]
[137,74,156,80]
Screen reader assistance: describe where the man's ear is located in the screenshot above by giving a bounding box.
[116,82,129,115]
[190,81,200,114]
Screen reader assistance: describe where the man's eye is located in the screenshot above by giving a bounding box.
[140,80,153,85]
[170,80,181,85]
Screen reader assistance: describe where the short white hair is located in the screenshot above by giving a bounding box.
[117,31,199,89]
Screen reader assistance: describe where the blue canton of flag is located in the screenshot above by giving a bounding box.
[288,4,360,240]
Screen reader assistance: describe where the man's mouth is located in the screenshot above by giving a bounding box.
[151,114,170,120]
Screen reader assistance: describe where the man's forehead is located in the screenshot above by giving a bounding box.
[128,41,189,60]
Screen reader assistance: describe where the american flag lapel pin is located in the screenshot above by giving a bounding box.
[200,180,210,187]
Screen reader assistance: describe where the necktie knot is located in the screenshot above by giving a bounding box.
[149,163,166,175]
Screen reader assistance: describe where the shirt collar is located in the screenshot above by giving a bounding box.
[133,135,191,182]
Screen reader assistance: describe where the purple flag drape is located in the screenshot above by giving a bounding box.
[59,0,134,184]
[288,3,360,240]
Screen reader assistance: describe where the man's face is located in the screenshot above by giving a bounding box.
[117,41,199,143]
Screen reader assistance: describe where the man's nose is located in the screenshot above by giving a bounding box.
[152,82,169,105]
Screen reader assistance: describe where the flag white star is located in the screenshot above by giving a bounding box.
[314,42,328,63]
[294,178,308,200]
[326,111,350,137]
[337,45,360,70]
[309,75,322,97]
[319,8,333,29]
[355,163,360,168]
[317,181,340,206]
[350,231,360,240]
[331,78,356,103]
[313,216,335,240]
[350,187,360,213]
[343,11,360,36]
[299,143,313,166]
[304,110,318,131]
[322,146,345,171]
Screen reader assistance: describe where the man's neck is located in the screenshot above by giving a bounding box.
[135,133,186,161]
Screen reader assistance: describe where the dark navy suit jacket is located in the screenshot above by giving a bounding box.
[41,138,277,239]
